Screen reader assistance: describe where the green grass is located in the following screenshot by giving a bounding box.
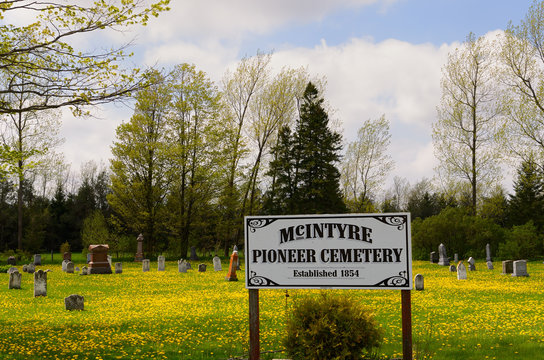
[0,258,543,359]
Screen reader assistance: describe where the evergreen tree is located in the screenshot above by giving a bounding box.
[506,157,544,230]
[264,83,346,214]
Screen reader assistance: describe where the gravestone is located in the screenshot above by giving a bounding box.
[107,255,112,268]
[414,274,424,291]
[115,263,122,274]
[485,243,492,262]
[430,251,438,264]
[80,266,88,276]
[33,254,41,266]
[512,260,529,277]
[22,264,28,273]
[7,256,16,265]
[213,256,222,271]
[226,250,239,281]
[34,270,47,297]
[453,253,459,263]
[63,252,71,262]
[190,246,199,261]
[233,246,240,270]
[75,267,80,272]
[62,260,70,272]
[198,264,207,272]
[66,261,75,274]
[134,234,144,262]
[26,263,35,273]
[486,261,493,270]
[467,257,476,271]
[438,243,449,266]
[502,260,513,275]
[7,267,18,274]
[185,261,192,270]
[449,264,456,272]
[142,259,150,272]
[86,253,91,264]
[9,271,21,289]
[157,255,165,271]
[178,259,187,273]
[64,294,84,311]
[88,244,112,274]
[457,261,467,280]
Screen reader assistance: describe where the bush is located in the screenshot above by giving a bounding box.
[59,241,70,255]
[498,221,541,260]
[285,293,382,360]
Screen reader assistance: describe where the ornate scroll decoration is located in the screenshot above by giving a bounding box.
[248,271,280,286]
[373,271,408,287]
[373,215,407,230]
[247,218,278,232]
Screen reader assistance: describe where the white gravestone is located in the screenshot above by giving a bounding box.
[34,270,47,297]
[467,257,476,271]
[62,260,70,272]
[485,243,492,262]
[33,254,41,265]
[66,261,75,274]
[157,256,165,271]
[9,271,21,289]
[115,263,122,274]
[512,260,529,277]
[142,259,150,272]
[438,243,449,266]
[178,260,188,273]
[457,262,467,280]
[213,256,222,271]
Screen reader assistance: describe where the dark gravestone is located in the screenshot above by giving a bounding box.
[190,246,199,261]
[430,251,438,264]
[134,234,144,262]
[88,245,112,274]
[63,252,72,261]
[64,294,84,311]
[502,260,513,275]
[7,256,16,265]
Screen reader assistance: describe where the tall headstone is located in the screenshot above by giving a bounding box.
[157,255,165,271]
[115,263,122,274]
[142,259,150,272]
[414,274,424,291]
[198,264,207,272]
[467,257,476,271]
[438,243,449,266]
[34,269,47,297]
[213,256,222,271]
[66,261,75,274]
[430,251,438,264]
[7,256,16,265]
[63,252,72,262]
[9,271,21,289]
[64,294,84,311]
[233,246,240,270]
[453,253,459,263]
[225,250,238,281]
[190,246,199,261]
[178,259,187,273]
[107,255,112,268]
[457,261,467,280]
[485,243,492,262]
[512,260,529,277]
[134,234,144,262]
[502,260,513,275]
[486,261,494,270]
[33,254,41,266]
[88,244,112,274]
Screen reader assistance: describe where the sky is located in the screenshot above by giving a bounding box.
[60,0,534,192]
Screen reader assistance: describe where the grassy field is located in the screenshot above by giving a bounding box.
[0,256,543,359]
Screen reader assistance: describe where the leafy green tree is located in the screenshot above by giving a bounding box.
[81,210,110,254]
[433,33,503,215]
[506,156,544,230]
[498,221,541,260]
[108,71,171,254]
[341,115,394,212]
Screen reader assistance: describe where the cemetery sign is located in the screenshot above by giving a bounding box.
[245,213,411,289]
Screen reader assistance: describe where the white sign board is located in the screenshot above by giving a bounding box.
[245,213,411,289]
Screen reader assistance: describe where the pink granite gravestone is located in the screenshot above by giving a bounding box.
[88,245,112,274]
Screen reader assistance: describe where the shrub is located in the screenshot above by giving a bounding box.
[59,241,70,255]
[284,293,382,360]
[498,221,541,260]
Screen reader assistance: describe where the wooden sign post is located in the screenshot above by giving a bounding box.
[245,213,412,360]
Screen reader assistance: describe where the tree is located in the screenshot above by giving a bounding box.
[506,156,544,230]
[433,33,503,215]
[265,82,345,215]
[499,0,544,164]
[108,71,171,254]
[0,0,169,115]
[341,115,394,212]
[166,63,225,258]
